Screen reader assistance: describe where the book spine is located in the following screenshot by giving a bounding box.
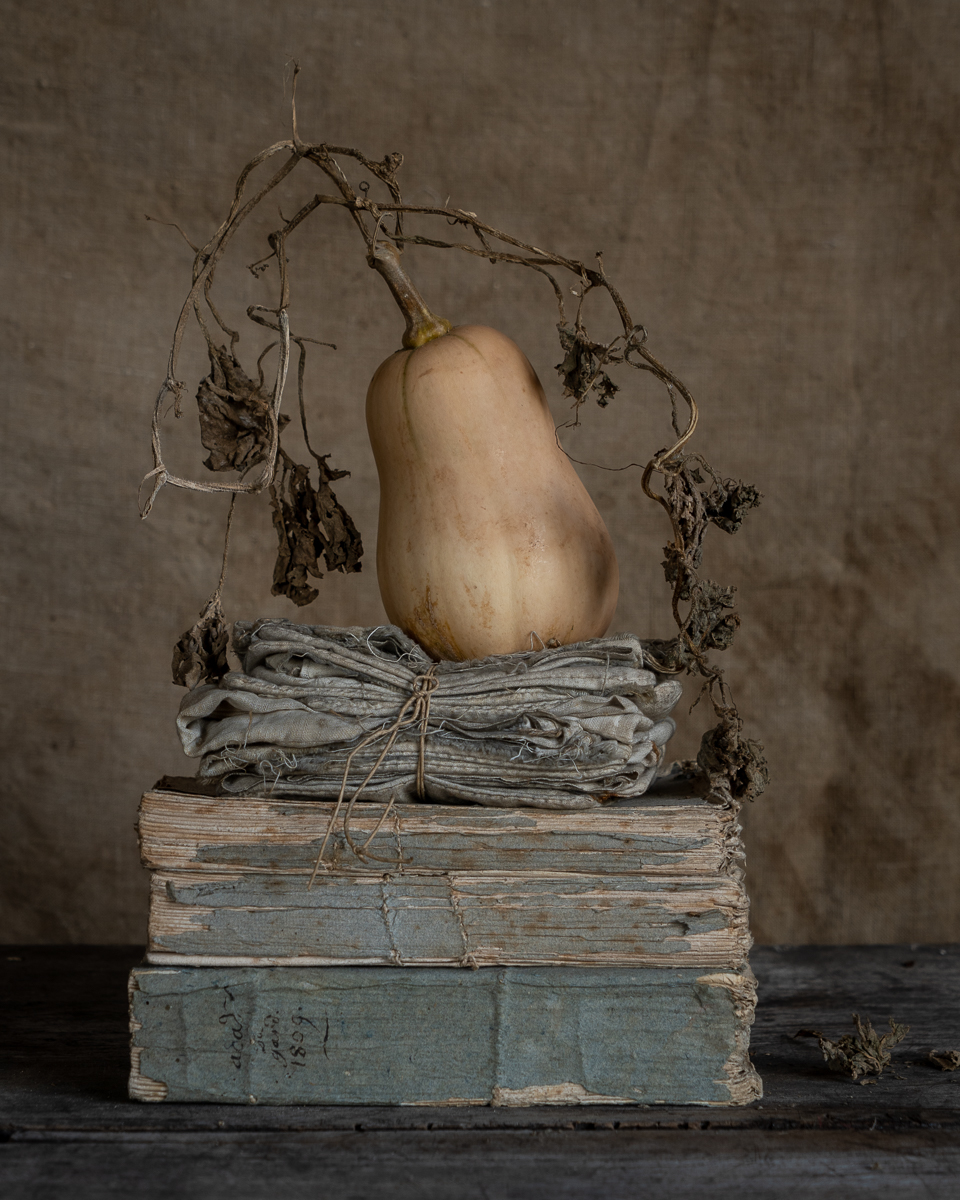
[138,791,734,877]
[129,964,761,1107]
[146,870,750,968]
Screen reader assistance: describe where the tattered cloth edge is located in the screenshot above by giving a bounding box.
[174,619,684,812]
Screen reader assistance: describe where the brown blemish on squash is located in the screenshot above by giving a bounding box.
[406,584,468,662]
[456,582,493,632]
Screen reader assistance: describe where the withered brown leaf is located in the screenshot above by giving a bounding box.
[196,342,289,474]
[704,479,762,535]
[697,714,769,803]
[808,1014,909,1081]
[172,596,230,689]
[928,1049,960,1071]
[556,325,619,406]
[269,448,363,607]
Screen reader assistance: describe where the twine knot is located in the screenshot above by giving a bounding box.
[308,663,439,885]
[411,671,440,699]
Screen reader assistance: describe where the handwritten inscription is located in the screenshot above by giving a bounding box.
[219,988,323,1074]
[218,987,244,1070]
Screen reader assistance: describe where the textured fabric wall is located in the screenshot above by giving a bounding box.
[2,0,958,943]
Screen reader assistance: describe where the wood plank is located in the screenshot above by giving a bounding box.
[5,1131,959,1200]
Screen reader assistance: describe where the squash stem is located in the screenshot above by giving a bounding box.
[370,242,451,349]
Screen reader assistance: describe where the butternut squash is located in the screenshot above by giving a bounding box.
[366,244,619,661]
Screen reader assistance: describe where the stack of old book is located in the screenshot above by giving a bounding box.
[129,621,761,1107]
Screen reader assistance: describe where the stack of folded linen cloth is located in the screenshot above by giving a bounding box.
[176,618,683,809]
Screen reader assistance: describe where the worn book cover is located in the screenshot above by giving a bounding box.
[129,963,761,1107]
[140,788,750,968]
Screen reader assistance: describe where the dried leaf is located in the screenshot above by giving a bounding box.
[593,373,619,407]
[196,343,289,474]
[172,597,230,689]
[688,579,741,651]
[704,479,762,534]
[698,714,769,803]
[663,467,709,570]
[660,543,693,598]
[928,1049,960,1071]
[556,325,620,406]
[269,449,363,607]
[659,559,741,654]
[641,636,697,674]
[809,1015,909,1080]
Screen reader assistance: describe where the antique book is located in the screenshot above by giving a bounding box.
[139,786,750,969]
[129,962,761,1106]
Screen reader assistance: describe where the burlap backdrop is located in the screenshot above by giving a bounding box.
[2,0,958,943]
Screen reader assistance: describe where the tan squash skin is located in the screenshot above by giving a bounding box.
[366,324,619,661]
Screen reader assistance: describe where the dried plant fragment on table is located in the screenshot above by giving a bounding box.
[800,1014,909,1081]
[928,1049,960,1071]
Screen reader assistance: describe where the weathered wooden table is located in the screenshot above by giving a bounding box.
[2,945,958,1197]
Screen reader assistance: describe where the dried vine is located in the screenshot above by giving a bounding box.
[143,68,767,807]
